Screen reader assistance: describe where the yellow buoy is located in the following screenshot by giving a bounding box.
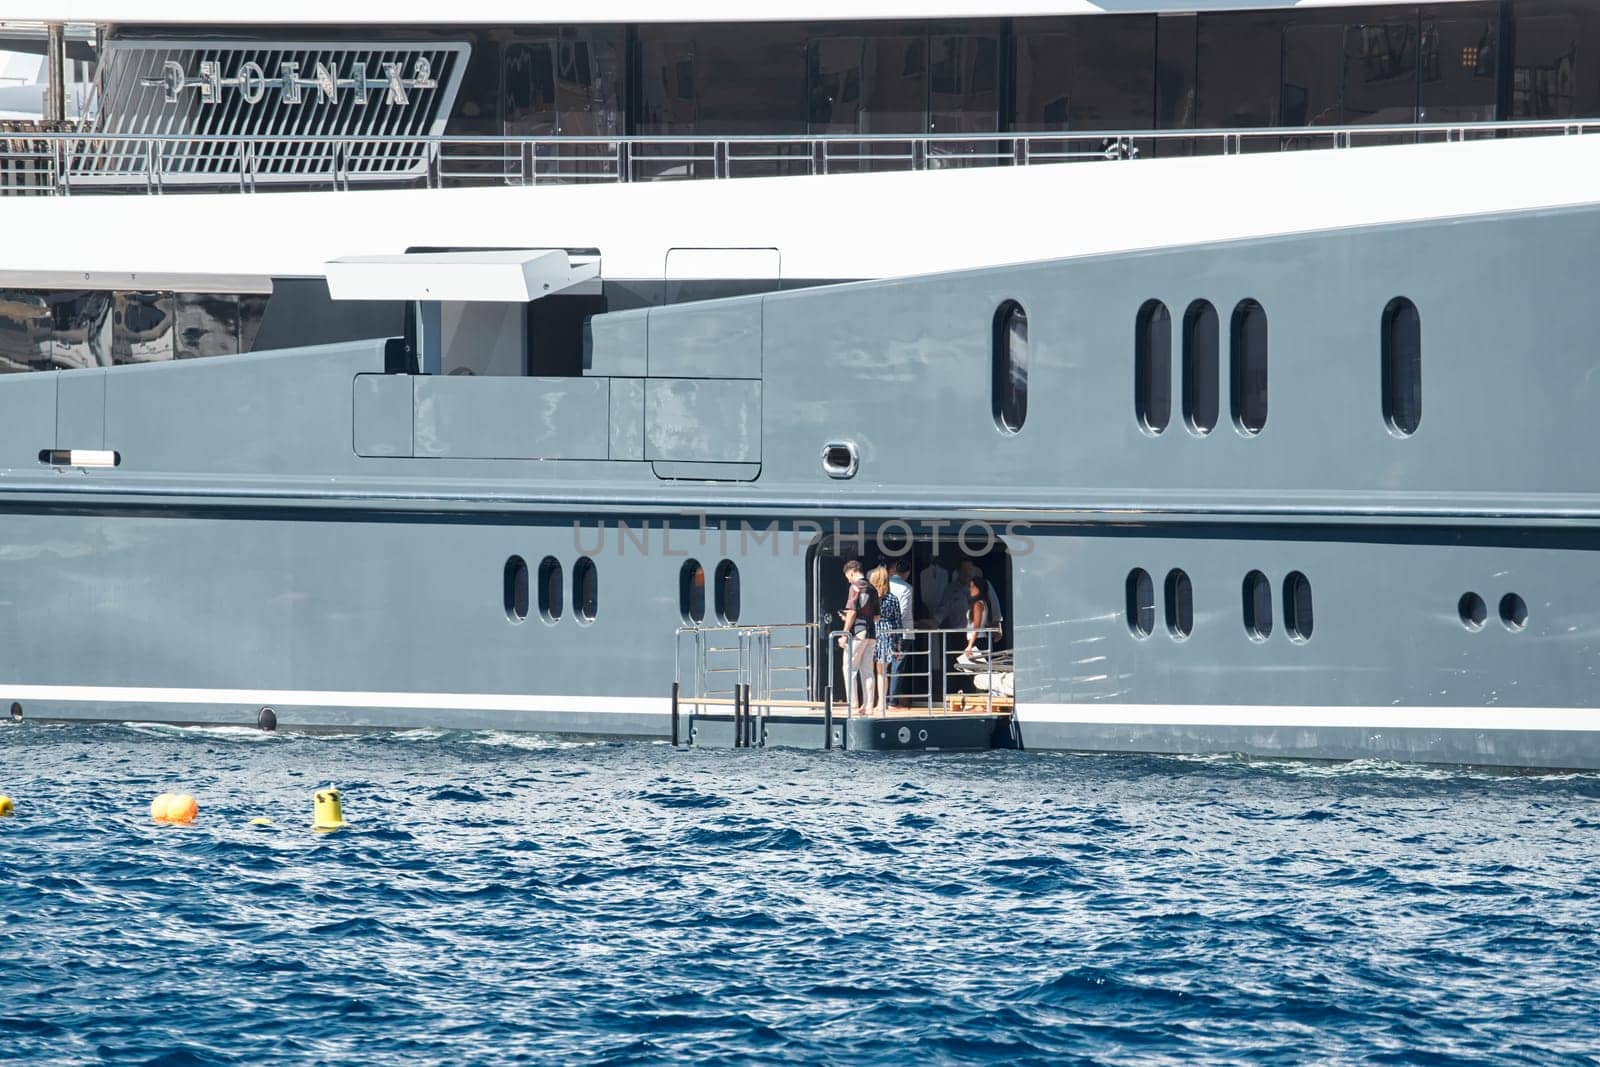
[248,817,272,828]
[0,795,13,817]
[151,793,198,825]
[313,787,347,832]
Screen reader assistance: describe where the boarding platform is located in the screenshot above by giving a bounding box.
[672,623,1018,751]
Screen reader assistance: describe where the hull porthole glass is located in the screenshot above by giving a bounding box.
[1243,570,1272,641]
[504,555,529,623]
[680,560,706,625]
[1164,569,1193,639]
[1499,593,1528,632]
[537,556,563,623]
[1458,592,1486,631]
[573,556,598,624]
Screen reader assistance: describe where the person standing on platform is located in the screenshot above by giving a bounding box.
[869,565,902,716]
[836,560,878,715]
[887,559,916,708]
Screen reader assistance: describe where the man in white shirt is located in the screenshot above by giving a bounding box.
[887,560,916,707]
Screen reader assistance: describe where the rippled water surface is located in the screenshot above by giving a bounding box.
[4,723,1600,1064]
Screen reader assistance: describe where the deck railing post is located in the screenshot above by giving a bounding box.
[824,682,834,750]
[671,680,680,747]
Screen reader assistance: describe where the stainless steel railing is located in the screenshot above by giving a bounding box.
[831,625,1005,719]
[3,118,1598,196]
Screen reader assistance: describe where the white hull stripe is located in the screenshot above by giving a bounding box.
[1017,702,1600,733]
[0,684,1594,733]
[0,683,666,716]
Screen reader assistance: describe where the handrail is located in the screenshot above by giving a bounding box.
[829,624,1004,719]
[3,118,1597,196]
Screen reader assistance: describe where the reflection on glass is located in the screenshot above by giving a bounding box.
[238,294,269,354]
[1014,18,1156,131]
[0,290,51,372]
[113,291,174,364]
[175,293,241,359]
[48,291,112,369]
[1421,19,1497,124]
[1511,14,1579,118]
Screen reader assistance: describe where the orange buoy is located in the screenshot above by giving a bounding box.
[150,793,198,825]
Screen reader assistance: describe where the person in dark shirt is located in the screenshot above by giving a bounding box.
[836,559,878,714]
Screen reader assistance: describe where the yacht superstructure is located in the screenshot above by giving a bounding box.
[0,2,1598,767]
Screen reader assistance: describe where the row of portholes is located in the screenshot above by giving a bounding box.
[680,558,741,626]
[504,555,598,625]
[1135,296,1422,438]
[1125,567,1314,642]
[1459,592,1527,632]
[1133,298,1268,437]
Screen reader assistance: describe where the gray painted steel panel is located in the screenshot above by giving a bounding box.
[646,299,761,380]
[352,374,413,458]
[414,376,610,460]
[56,369,104,451]
[585,308,648,378]
[608,378,645,461]
[0,373,56,468]
[645,378,762,464]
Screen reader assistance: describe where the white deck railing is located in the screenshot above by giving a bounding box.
[1,119,1597,196]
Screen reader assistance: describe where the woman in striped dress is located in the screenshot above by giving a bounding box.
[869,565,902,716]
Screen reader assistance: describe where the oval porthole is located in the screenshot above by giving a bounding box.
[573,556,598,624]
[992,300,1028,434]
[1182,300,1219,436]
[1126,568,1155,638]
[680,559,706,625]
[715,559,741,624]
[1230,299,1268,436]
[1135,300,1172,435]
[1382,297,1422,437]
[1284,571,1313,642]
[504,555,529,623]
[1242,570,1272,641]
[537,556,563,623]
[1164,569,1193,640]
[1458,592,1486,631]
[1499,592,1528,632]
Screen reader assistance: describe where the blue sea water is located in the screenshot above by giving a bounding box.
[3,724,1600,1065]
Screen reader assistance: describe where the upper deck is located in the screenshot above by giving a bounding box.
[2,0,1598,194]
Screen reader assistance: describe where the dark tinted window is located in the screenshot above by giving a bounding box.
[504,556,529,622]
[175,293,241,360]
[680,559,706,624]
[1284,571,1313,641]
[1013,16,1156,131]
[808,35,928,134]
[993,300,1028,434]
[0,290,52,372]
[1510,13,1579,118]
[1243,570,1272,640]
[573,556,598,622]
[1126,568,1155,638]
[113,291,175,364]
[1499,592,1528,632]
[929,34,1000,133]
[715,559,741,624]
[1165,569,1193,639]
[1135,299,1172,434]
[1422,16,1498,123]
[1196,12,1283,129]
[1183,300,1219,435]
[538,556,563,622]
[1230,299,1268,435]
[1382,297,1421,436]
[1458,591,1486,631]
